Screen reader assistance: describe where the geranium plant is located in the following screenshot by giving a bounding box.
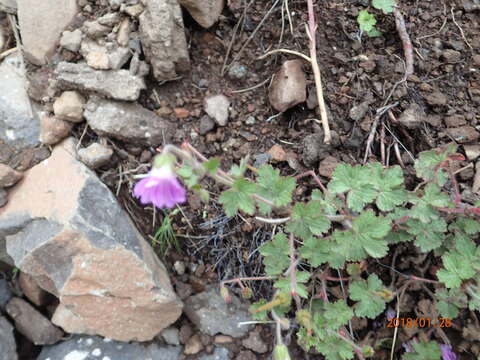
[133,142,480,360]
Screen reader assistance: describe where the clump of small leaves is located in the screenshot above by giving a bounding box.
[137,142,479,360]
[357,0,396,37]
[150,210,180,256]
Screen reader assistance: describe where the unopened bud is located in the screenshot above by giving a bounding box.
[273,344,291,360]
[362,345,374,357]
[220,286,232,303]
[241,287,253,299]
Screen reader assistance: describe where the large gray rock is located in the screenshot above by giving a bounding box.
[17,0,78,65]
[0,316,17,360]
[184,287,253,338]
[37,335,182,360]
[55,62,146,101]
[84,97,173,146]
[139,0,190,81]
[178,0,224,28]
[0,276,13,311]
[0,139,183,341]
[0,54,41,153]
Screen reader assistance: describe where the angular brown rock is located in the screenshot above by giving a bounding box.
[18,272,52,307]
[0,139,183,341]
[0,164,23,188]
[269,60,307,112]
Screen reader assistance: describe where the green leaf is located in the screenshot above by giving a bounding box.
[406,218,446,252]
[372,0,396,13]
[256,165,296,214]
[229,157,249,178]
[423,183,451,207]
[437,252,477,288]
[249,299,269,321]
[414,145,456,186]
[435,288,467,318]
[449,217,480,235]
[315,335,354,360]
[322,300,354,331]
[203,158,220,174]
[218,179,257,216]
[286,202,331,240]
[357,10,377,33]
[274,272,310,299]
[300,237,346,269]
[177,164,199,188]
[369,163,408,211]
[259,233,290,275]
[402,341,441,360]
[311,189,342,215]
[329,164,377,212]
[333,210,391,261]
[349,274,388,318]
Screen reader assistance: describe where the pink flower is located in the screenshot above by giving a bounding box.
[440,344,457,360]
[133,166,186,209]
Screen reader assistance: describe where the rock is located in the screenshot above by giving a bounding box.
[108,47,132,70]
[6,297,63,345]
[174,108,190,119]
[0,316,17,360]
[442,49,462,63]
[228,63,248,80]
[174,260,186,275]
[37,335,182,360]
[0,54,41,152]
[18,272,51,307]
[184,287,252,338]
[464,145,480,161]
[318,156,339,178]
[242,331,268,353]
[0,26,5,53]
[53,91,86,123]
[423,91,448,106]
[444,114,467,127]
[204,94,230,126]
[236,350,256,360]
[446,126,480,143]
[39,115,72,145]
[268,144,287,162]
[199,115,216,135]
[0,139,183,341]
[84,97,173,146]
[0,276,13,311]
[269,60,306,112]
[349,101,370,122]
[199,347,230,360]
[59,29,82,52]
[124,4,145,17]
[55,62,146,101]
[301,133,327,166]
[184,334,203,355]
[0,164,23,187]
[83,20,111,38]
[78,143,113,169]
[473,160,480,194]
[139,0,190,81]
[178,0,224,28]
[0,189,7,208]
[160,327,180,346]
[86,51,110,70]
[0,0,16,13]
[17,0,78,65]
[117,19,131,47]
[214,335,233,344]
[98,13,120,27]
[397,103,426,129]
[473,54,480,66]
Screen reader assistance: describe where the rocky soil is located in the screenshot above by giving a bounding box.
[1,0,480,359]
